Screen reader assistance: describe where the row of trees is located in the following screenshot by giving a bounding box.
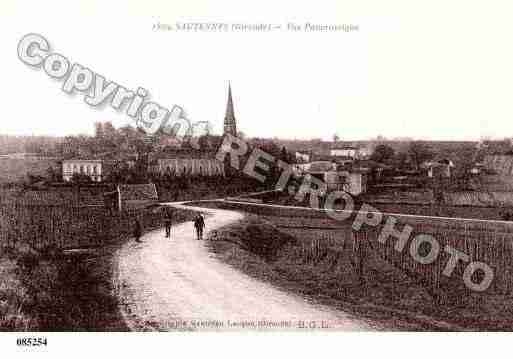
[0,135,61,156]
[373,141,486,173]
[369,141,486,192]
[225,138,294,188]
[0,121,224,160]
[31,126,295,189]
[370,141,436,170]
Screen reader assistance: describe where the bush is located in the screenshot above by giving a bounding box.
[210,217,296,260]
[0,256,37,330]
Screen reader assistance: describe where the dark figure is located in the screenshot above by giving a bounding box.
[194,214,205,240]
[134,218,143,243]
[164,210,173,238]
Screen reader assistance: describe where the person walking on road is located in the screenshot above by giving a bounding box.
[194,214,205,240]
[164,209,173,239]
[134,218,143,243]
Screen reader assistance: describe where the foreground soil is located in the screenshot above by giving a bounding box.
[41,245,130,331]
[0,244,128,331]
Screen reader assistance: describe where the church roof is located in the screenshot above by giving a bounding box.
[224,83,237,135]
[308,161,335,172]
[225,83,235,122]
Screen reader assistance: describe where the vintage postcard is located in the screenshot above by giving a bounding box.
[1,0,512,357]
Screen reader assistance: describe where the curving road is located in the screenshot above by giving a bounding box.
[113,203,376,331]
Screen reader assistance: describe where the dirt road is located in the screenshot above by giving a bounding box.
[113,204,375,331]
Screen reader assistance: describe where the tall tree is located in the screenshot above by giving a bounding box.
[370,144,395,164]
[408,141,435,170]
[94,122,104,138]
[279,146,292,164]
[103,121,116,139]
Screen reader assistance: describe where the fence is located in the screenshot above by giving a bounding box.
[216,199,513,301]
[0,202,186,250]
[353,217,513,302]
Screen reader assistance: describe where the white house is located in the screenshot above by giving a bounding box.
[330,145,359,159]
[305,161,367,195]
[295,151,311,163]
[357,146,373,159]
[423,159,454,178]
[62,159,103,182]
[342,171,367,195]
[292,163,311,176]
[153,158,225,177]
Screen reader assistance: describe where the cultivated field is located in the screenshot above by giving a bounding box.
[0,158,58,184]
[205,214,441,330]
[0,189,196,251]
[200,200,513,330]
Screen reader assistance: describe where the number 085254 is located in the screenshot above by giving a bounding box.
[16,337,47,346]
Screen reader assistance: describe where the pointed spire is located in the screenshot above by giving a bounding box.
[226,83,234,117]
[224,82,237,136]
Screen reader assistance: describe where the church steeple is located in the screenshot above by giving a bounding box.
[223,83,237,136]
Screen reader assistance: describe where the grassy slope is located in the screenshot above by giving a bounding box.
[0,241,133,331]
[0,207,197,331]
[0,256,36,330]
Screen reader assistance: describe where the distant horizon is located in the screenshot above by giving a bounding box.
[0,129,496,143]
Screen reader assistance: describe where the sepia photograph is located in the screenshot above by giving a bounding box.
[1,0,513,357]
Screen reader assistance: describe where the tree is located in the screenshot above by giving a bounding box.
[394,152,410,169]
[46,166,61,182]
[94,122,104,138]
[332,133,340,142]
[408,141,435,170]
[103,121,116,138]
[279,146,292,164]
[370,144,395,164]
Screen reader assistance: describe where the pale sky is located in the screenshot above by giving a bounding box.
[1,0,513,141]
